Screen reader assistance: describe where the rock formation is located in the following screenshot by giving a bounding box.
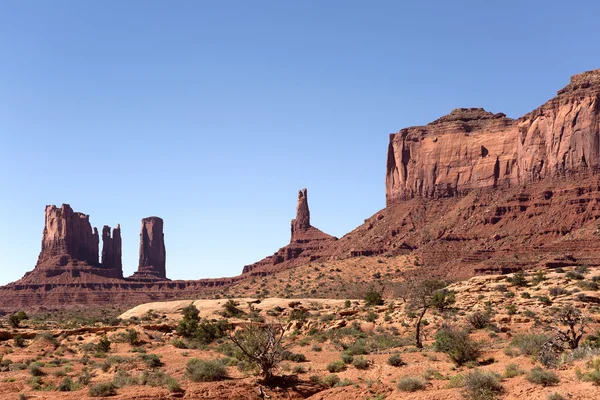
[36,204,99,268]
[291,188,310,239]
[131,217,167,280]
[4,69,600,310]
[101,225,122,276]
[386,69,600,205]
[243,189,337,274]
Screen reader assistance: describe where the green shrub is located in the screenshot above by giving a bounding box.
[8,311,28,328]
[463,370,503,400]
[185,359,227,382]
[547,393,565,400]
[326,360,347,373]
[13,334,26,348]
[95,336,111,353]
[431,289,456,311]
[566,271,585,280]
[397,376,425,392]
[511,334,548,357]
[364,290,384,306]
[283,352,306,362]
[140,354,162,368]
[177,304,200,338]
[322,374,340,388]
[28,364,45,377]
[508,270,528,287]
[434,326,481,366]
[341,353,354,364]
[387,354,405,367]
[467,312,490,329]
[352,356,369,370]
[526,367,559,386]
[88,382,116,397]
[58,377,74,392]
[503,363,523,378]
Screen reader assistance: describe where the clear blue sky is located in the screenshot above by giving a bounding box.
[1,1,599,284]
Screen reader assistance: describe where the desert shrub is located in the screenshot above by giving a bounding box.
[579,369,600,385]
[537,296,552,305]
[364,290,384,306]
[511,334,549,356]
[526,367,559,386]
[578,280,599,291]
[221,299,245,318]
[341,353,354,364]
[326,360,347,373]
[124,329,139,345]
[352,356,369,370]
[112,370,138,388]
[495,284,508,292]
[88,382,116,397]
[28,364,45,377]
[387,354,405,367]
[397,376,426,392]
[292,365,305,374]
[503,363,524,378]
[503,347,518,357]
[289,308,309,322]
[13,334,26,348]
[434,326,480,366]
[8,311,28,328]
[140,354,162,368]
[548,287,568,296]
[185,359,227,382]
[177,304,200,338]
[344,340,369,355]
[322,374,340,388]
[365,311,377,323]
[58,377,74,392]
[95,336,111,353]
[506,304,517,315]
[508,270,528,287]
[467,312,490,329]
[282,351,306,362]
[566,271,585,280]
[521,292,531,299]
[547,393,565,400]
[463,370,503,400]
[431,289,456,311]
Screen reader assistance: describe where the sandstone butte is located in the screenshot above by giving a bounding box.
[2,68,600,310]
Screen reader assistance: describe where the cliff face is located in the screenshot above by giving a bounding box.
[36,204,100,268]
[132,217,167,280]
[101,225,122,276]
[386,70,600,205]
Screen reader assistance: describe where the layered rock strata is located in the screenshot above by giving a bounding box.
[386,70,600,205]
[131,217,167,280]
[101,225,123,277]
[36,204,99,268]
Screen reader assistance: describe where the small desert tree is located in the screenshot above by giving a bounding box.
[177,304,200,338]
[229,323,289,382]
[407,279,447,348]
[8,311,28,328]
[542,305,588,350]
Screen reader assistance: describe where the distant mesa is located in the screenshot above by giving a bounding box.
[242,188,337,274]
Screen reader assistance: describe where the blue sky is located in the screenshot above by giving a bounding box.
[1,1,599,284]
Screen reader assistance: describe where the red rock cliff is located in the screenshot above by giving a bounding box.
[36,204,100,268]
[101,225,122,276]
[133,217,167,280]
[386,69,600,205]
